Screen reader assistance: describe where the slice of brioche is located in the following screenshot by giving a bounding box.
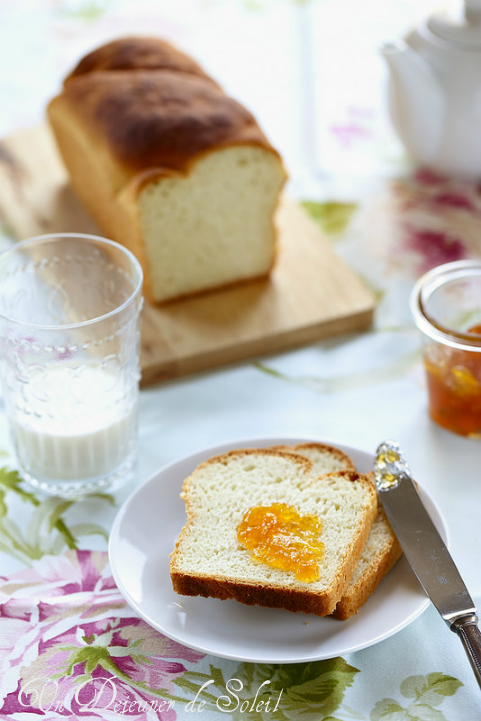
[331,506,402,619]
[270,442,356,475]
[170,449,377,617]
[282,443,402,619]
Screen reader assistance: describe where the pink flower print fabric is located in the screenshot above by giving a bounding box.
[0,550,204,718]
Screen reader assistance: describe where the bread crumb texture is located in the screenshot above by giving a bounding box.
[138,146,283,301]
[170,449,377,615]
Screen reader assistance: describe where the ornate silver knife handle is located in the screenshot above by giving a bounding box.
[451,615,481,688]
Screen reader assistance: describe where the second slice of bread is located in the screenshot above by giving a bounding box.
[170,449,377,617]
[281,442,402,619]
[331,506,402,619]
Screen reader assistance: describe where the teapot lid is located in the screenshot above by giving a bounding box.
[427,0,481,48]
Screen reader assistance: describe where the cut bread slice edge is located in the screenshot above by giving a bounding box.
[170,448,378,617]
[280,442,403,619]
[331,506,402,620]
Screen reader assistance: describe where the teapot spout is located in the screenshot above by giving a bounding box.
[381,40,444,164]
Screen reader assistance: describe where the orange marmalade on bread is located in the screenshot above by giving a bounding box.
[237,503,324,582]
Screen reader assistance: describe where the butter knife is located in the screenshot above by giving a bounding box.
[374,440,481,689]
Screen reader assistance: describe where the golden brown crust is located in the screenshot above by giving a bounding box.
[50,36,278,179]
[58,70,272,175]
[332,506,403,620]
[332,535,403,620]
[65,36,212,82]
[170,572,341,617]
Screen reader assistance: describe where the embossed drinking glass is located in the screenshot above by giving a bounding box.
[0,233,143,497]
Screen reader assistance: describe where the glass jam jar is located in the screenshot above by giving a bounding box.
[410,260,481,439]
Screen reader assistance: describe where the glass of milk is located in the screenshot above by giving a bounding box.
[0,233,143,497]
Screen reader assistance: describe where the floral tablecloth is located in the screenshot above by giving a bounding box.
[0,1,480,718]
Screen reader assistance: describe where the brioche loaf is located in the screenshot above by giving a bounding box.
[170,449,378,617]
[47,36,287,304]
[280,442,402,619]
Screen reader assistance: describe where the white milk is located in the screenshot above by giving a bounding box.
[10,365,137,481]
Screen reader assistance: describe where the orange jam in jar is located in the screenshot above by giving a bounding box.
[237,502,324,583]
[411,261,481,439]
[424,324,481,438]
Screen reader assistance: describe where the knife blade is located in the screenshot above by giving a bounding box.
[374,440,481,689]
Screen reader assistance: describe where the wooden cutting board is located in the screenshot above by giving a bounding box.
[0,125,374,386]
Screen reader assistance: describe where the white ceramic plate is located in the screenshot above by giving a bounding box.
[109,437,448,664]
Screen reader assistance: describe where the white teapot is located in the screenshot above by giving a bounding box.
[381,0,481,179]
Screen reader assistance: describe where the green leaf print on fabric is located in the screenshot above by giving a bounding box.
[0,465,113,564]
[175,658,359,719]
[371,673,463,721]
[176,665,465,720]
[55,0,108,20]
[302,201,358,237]
[401,673,463,702]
